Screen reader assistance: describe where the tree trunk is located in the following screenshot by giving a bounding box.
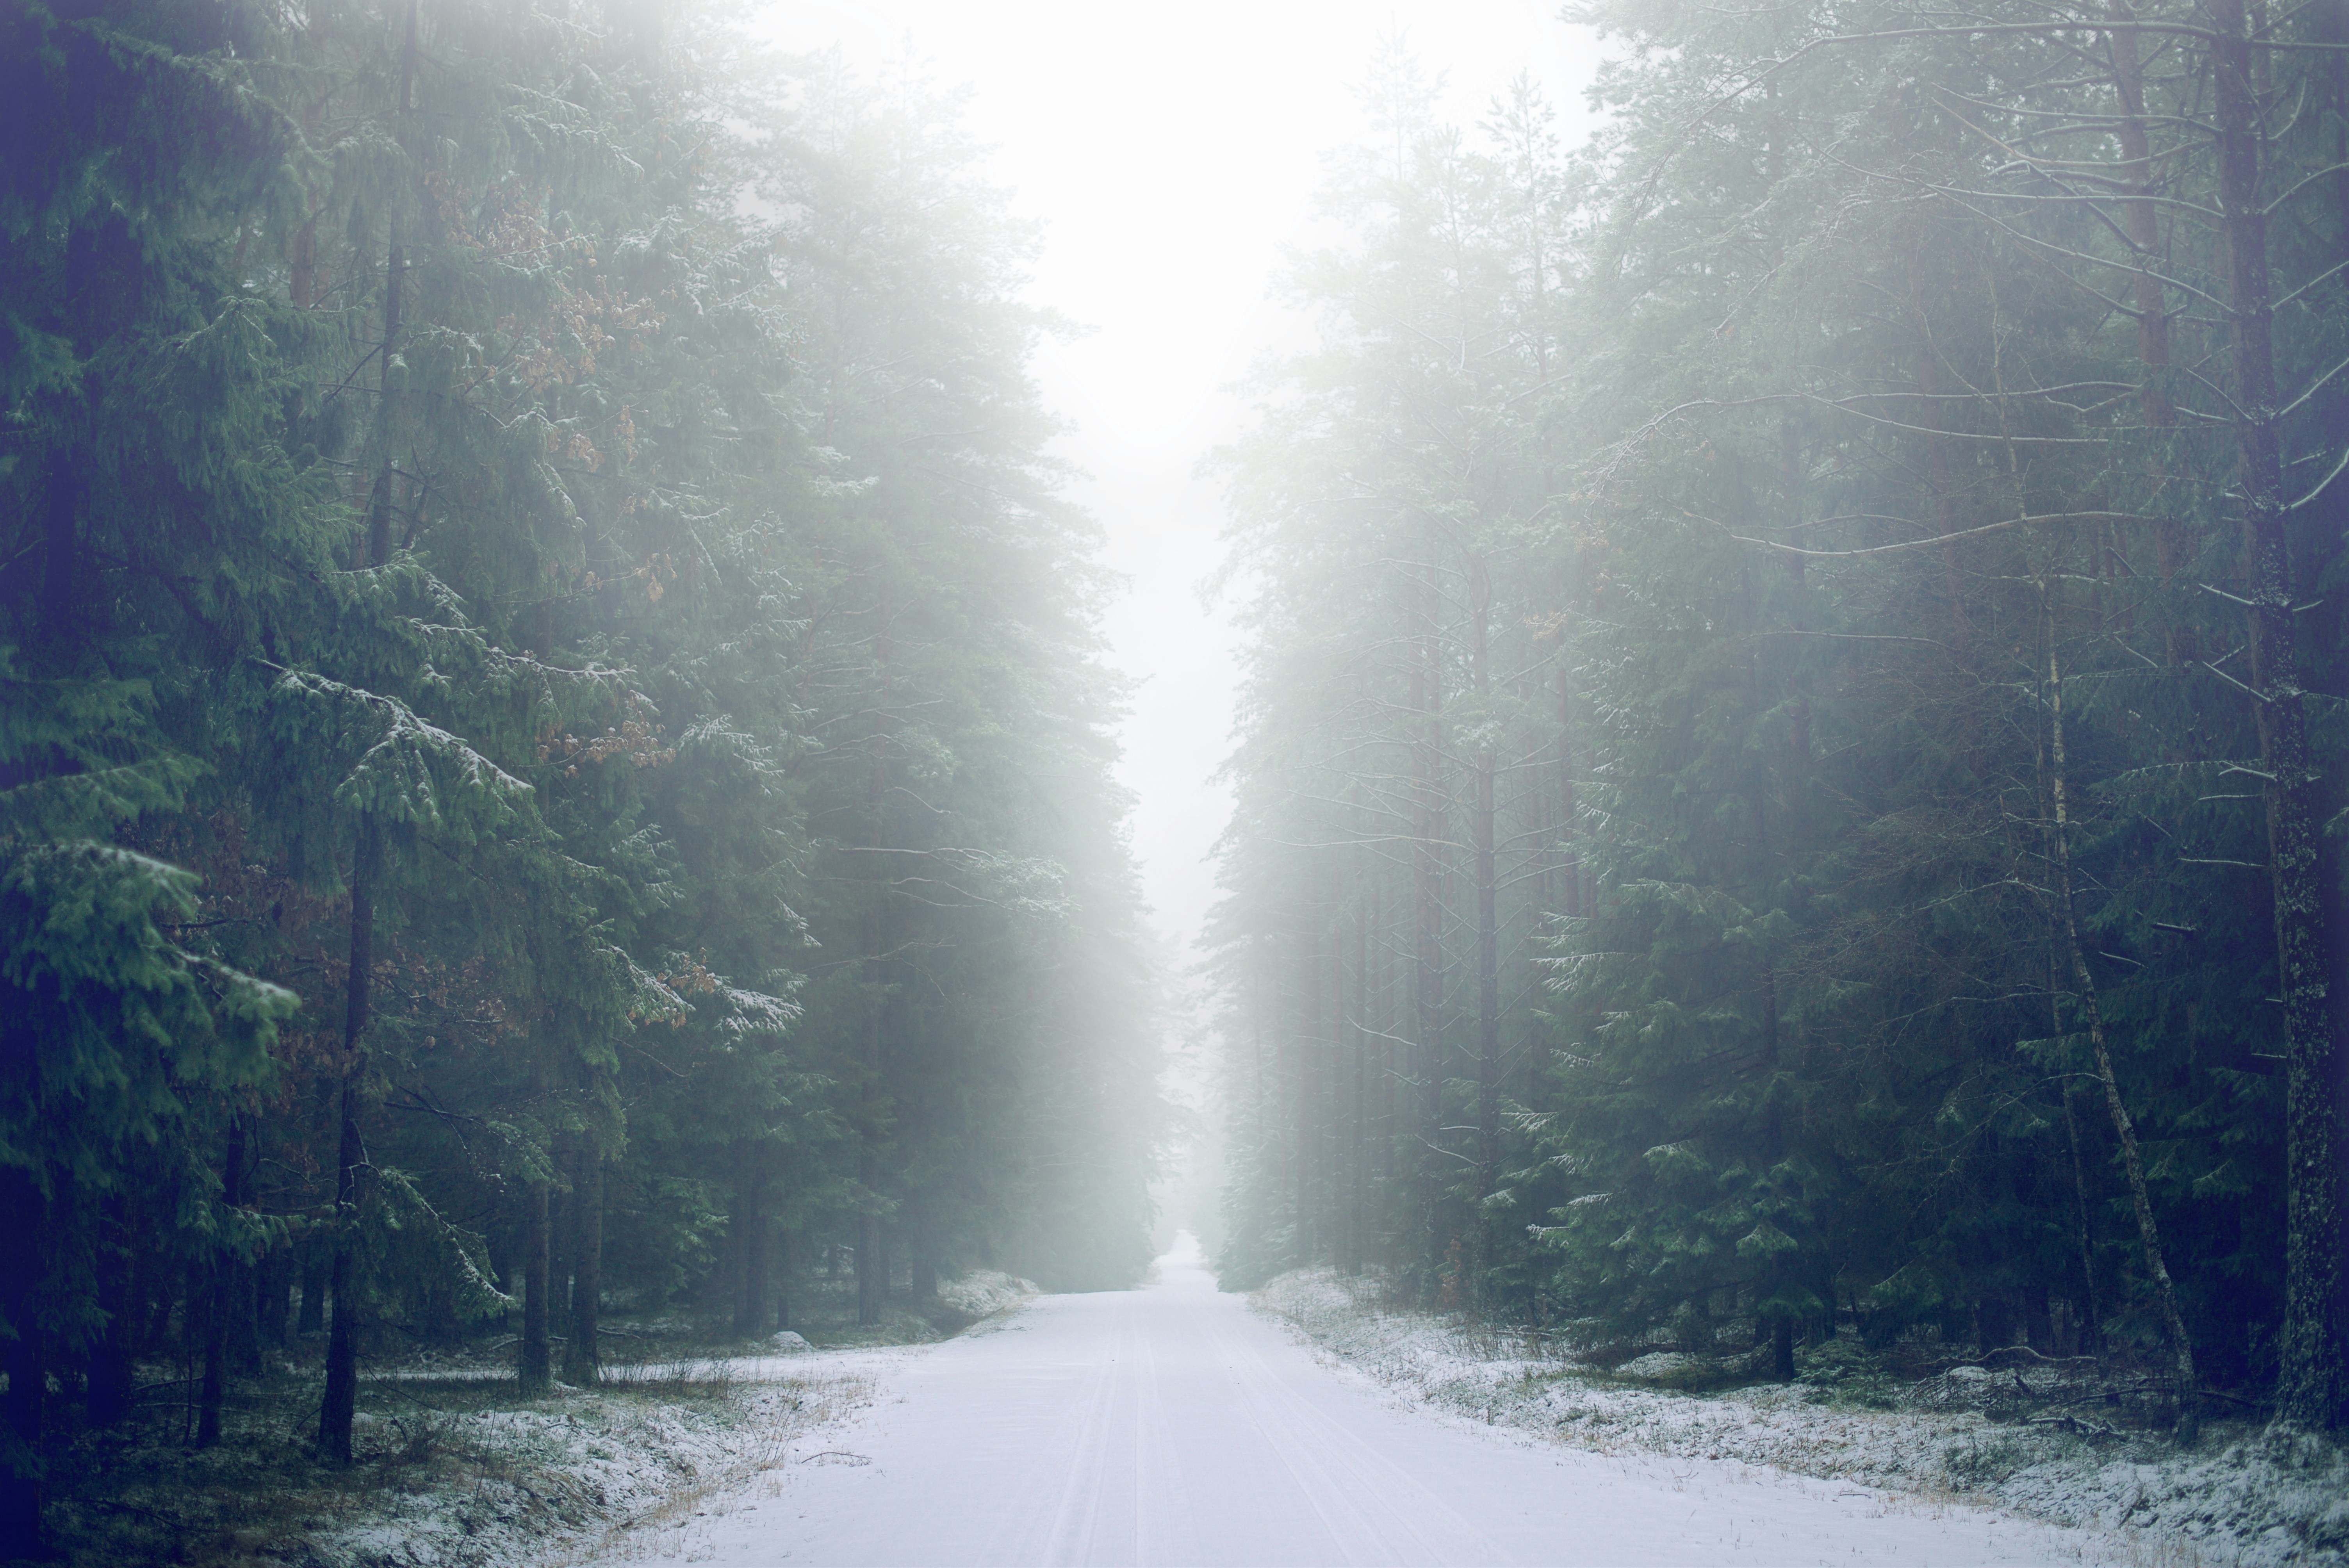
[1275,932,1299,1265]
[1,1171,46,1559]
[858,587,891,1326]
[1556,660,1579,918]
[1251,958,1270,1228]
[519,1179,551,1395]
[318,822,374,1464]
[734,1140,768,1338]
[547,1146,574,1351]
[561,1140,602,1385]
[1298,887,1321,1264]
[195,1268,226,1450]
[858,904,886,1327]
[2061,1083,2105,1357]
[2048,634,2198,1440]
[775,1229,794,1333]
[197,1122,246,1448]
[1470,557,1500,1313]
[2208,0,2340,1433]
[1376,887,1394,1196]
[1412,578,1448,1302]
[1346,844,1368,1278]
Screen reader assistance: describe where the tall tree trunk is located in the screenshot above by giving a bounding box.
[318,820,374,1463]
[1251,955,1269,1215]
[547,1147,574,1351]
[858,592,892,1328]
[2209,0,2340,1432]
[1470,555,1500,1314]
[1412,578,1448,1301]
[2062,1082,2106,1356]
[1346,843,1368,1278]
[858,907,886,1327]
[318,22,416,1446]
[1,1172,46,1558]
[1556,659,1579,918]
[195,1260,225,1450]
[1377,887,1395,1196]
[519,1178,551,1395]
[775,1228,794,1333]
[2048,634,2198,1440]
[562,1137,602,1385]
[1299,882,1322,1264]
[734,1140,768,1338]
[1276,930,1300,1265]
[197,1122,246,1448]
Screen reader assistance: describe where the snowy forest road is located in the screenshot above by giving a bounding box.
[619,1239,2104,1567]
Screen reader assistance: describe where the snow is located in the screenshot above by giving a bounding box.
[1252,1266,2349,1567]
[275,1267,1045,1567]
[307,1369,875,1568]
[934,1267,1040,1322]
[589,1236,2144,1565]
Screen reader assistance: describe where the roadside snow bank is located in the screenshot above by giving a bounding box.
[1252,1267,2349,1568]
[310,1370,873,1568]
[935,1269,1038,1322]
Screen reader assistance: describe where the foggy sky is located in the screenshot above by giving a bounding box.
[769,0,1601,970]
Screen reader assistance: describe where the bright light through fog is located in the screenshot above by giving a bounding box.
[769,0,1604,959]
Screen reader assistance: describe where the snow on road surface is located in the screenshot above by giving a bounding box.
[609,1237,2121,1566]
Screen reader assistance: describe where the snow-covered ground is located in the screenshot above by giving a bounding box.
[313,1369,874,1568]
[1252,1267,2349,1568]
[589,1235,2159,1566]
[105,1270,1046,1568]
[935,1267,1038,1322]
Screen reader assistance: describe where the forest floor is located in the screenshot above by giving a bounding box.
[1251,1267,2349,1568]
[42,1270,1037,1568]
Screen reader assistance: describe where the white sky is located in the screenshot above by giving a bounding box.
[763,0,1604,967]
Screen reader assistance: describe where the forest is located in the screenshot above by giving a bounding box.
[1207,0,2347,1442]
[1,0,1162,1554]
[5,0,2349,1558]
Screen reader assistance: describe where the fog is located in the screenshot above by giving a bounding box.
[773,0,1600,964]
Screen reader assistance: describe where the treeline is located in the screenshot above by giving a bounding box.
[0,0,1158,1547]
[1208,0,2347,1434]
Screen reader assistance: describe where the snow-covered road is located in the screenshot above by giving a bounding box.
[620,1238,2112,1566]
